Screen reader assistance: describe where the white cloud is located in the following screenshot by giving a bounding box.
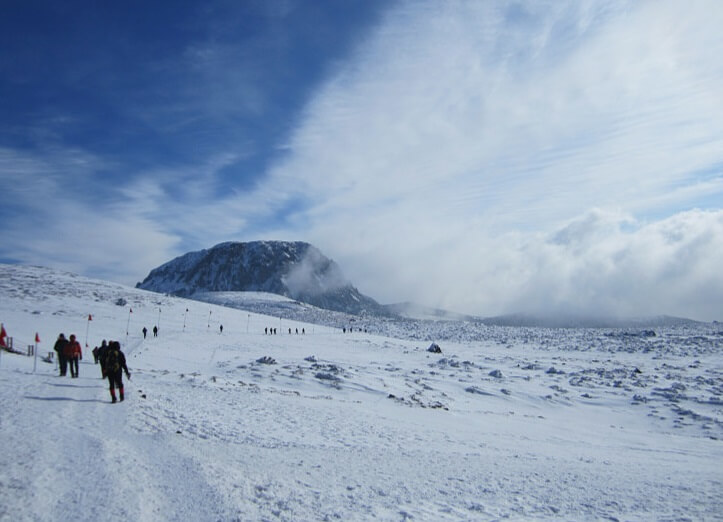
[255,0,723,320]
[0,150,175,284]
[507,209,723,321]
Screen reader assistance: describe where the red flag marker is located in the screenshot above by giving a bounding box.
[88,314,92,321]
[35,333,40,343]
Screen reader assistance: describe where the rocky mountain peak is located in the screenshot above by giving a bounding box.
[136,241,386,316]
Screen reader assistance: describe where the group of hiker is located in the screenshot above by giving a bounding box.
[52,333,83,378]
[53,333,131,403]
[266,327,305,335]
[141,325,158,339]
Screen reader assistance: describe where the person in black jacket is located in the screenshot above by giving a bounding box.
[53,333,68,376]
[104,341,130,403]
[97,339,109,378]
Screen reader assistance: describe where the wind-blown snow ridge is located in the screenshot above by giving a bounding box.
[1,263,722,521]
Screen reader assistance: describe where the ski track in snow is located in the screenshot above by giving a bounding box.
[1,264,722,521]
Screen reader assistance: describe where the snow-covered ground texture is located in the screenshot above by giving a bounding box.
[1,264,721,521]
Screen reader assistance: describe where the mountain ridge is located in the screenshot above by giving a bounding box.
[136,241,389,316]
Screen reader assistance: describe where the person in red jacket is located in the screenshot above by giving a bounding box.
[65,334,82,378]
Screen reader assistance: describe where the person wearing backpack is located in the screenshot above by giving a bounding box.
[105,341,130,403]
[54,333,69,376]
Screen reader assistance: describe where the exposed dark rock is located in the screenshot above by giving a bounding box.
[427,343,442,353]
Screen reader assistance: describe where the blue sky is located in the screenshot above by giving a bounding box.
[2,0,722,321]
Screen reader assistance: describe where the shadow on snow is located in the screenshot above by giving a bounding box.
[24,395,107,404]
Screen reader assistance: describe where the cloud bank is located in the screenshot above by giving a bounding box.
[264,0,723,321]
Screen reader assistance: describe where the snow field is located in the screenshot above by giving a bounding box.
[1,264,722,520]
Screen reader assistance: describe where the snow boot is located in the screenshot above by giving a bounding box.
[119,387,124,402]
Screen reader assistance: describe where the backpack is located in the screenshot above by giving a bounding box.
[106,349,121,373]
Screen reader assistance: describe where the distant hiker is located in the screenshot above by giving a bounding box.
[142,327,147,339]
[97,340,109,377]
[54,333,68,376]
[343,327,346,334]
[289,328,292,335]
[302,328,305,335]
[92,345,99,363]
[265,327,268,335]
[220,324,223,334]
[65,334,82,378]
[105,341,130,403]
[153,325,158,337]
[296,328,298,334]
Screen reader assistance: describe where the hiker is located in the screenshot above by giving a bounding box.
[97,340,109,377]
[220,324,223,334]
[105,341,130,403]
[92,345,99,363]
[54,333,69,376]
[142,327,147,339]
[153,325,158,337]
[65,334,82,378]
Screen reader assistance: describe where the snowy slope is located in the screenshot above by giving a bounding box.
[1,264,722,521]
